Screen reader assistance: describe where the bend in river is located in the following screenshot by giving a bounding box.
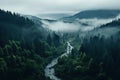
[44,42,73,80]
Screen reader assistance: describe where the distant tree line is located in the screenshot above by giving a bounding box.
[0,9,34,27]
[101,19,120,28]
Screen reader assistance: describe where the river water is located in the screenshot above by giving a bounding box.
[44,42,73,80]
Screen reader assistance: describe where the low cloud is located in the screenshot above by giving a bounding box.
[42,21,81,32]
[41,20,99,33]
[41,15,120,33]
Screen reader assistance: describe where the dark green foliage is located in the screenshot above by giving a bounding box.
[0,9,61,80]
[0,9,34,27]
[47,33,60,47]
[55,32,120,80]
[80,34,120,80]
[0,41,47,80]
[0,9,34,47]
[53,32,60,47]
[0,38,61,80]
[55,53,111,80]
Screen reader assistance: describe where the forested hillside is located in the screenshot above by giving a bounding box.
[0,9,34,46]
[55,28,120,80]
[54,16,120,80]
[0,9,63,80]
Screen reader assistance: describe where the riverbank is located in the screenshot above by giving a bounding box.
[44,42,73,80]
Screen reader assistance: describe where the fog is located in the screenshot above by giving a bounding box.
[77,18,113,27]
[42,20,81,32]
[41,15,120,33]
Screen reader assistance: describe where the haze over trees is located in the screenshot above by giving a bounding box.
[0,9,62,80]
[54,13,120,80]
[0,8,120,80]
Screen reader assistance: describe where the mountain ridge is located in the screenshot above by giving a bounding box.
[61,9,120,21]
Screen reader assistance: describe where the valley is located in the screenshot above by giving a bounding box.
[45,42,73,80]
[0,9,120,80]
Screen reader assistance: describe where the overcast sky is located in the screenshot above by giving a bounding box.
[0,0,120,15]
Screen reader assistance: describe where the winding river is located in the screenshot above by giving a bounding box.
[44,42,73,80]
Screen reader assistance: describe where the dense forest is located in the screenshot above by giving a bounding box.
[54,14,120,80]
[0,8,120,80]
[0,9,64,80]
[0,9,34,46]
[55,31,120,80]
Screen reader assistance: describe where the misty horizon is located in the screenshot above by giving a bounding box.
[0,0,120,15]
